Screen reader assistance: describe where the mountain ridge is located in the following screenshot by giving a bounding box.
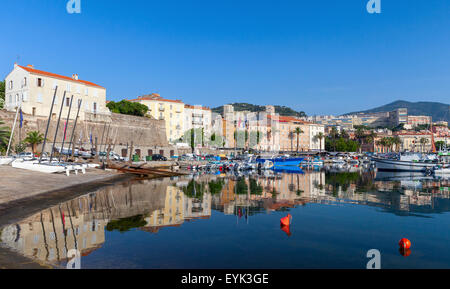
[344,100,450,122]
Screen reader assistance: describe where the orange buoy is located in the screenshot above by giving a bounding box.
[280,214,292,226]
[399,238,411,249]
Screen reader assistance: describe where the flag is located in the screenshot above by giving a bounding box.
[19,109,23,128]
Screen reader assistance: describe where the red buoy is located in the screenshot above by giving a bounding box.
[399,238,411,249]
[280,214,292,226]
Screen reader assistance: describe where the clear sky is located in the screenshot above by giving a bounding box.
[1,0,449,115]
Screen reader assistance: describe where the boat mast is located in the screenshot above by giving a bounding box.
[5,84,24,156]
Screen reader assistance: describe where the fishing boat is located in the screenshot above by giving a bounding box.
[372,152,440,172]
[256,156,304,167]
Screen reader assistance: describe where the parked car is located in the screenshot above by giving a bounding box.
[151,154,167,161]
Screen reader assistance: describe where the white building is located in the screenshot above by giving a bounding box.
[4,63,108,120]
[183,104,212,146]
[309,123,326,151]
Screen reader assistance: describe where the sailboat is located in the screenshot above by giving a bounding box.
[0,97,23,165]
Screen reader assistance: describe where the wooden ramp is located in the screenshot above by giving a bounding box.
[107,163,186,178]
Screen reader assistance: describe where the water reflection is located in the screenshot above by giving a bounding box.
[1,168,449,267]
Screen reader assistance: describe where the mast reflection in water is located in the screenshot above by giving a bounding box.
[1,167,450,269]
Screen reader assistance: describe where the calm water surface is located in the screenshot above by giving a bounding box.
[2,167,450,269]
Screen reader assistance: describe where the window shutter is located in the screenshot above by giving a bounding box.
[41,79,44,87]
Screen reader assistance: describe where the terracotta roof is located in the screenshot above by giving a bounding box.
[184,104,211,111]
[130,93,183,104]
[18,65,104,88]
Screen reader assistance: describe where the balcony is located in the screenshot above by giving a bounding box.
[159,107,165,111]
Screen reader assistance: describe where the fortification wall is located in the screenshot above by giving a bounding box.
[0,109,173,156]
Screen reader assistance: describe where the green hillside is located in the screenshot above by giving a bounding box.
[345,100,450,122]
[212,103,306,118]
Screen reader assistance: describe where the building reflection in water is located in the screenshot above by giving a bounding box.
[1,169,449,264]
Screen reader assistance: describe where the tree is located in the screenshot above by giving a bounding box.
[106,100,148,117]
[365,131,377,152]
[24,131,45,155]
[0,120,11,154]
[315,132,324,153]
[294,127,303,152]
[435,141,446,150]
[0,80,5,109]
[392,136,402,152]
[288,131,295,152]
[329,127,339,152]
[419,137,429,153]
[234,130,248,149]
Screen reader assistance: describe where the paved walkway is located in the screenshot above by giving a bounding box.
[0,166,119,205]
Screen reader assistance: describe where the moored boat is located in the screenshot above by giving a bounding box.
[256,156,304,167]
[372,153,439,172]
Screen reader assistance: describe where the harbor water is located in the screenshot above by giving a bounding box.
[1,166,450,269]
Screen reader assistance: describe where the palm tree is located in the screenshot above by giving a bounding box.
[330,127,339,152]
[0,120,11,154]
[315,132,324,153]
[419,137,429,153]
[365,131,377,152]
[24,131,45,155]
[392,136,402,152]
[294,127,303,152]
[355,128,365,152]
[288,131,295,152]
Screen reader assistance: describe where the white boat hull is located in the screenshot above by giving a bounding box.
[0,157,14,165]
[12,160,66,173]
[373,157,436,172]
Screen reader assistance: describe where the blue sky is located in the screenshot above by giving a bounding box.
[1,0,449,115]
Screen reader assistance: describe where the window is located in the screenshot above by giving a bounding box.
[32,107,36,116]
[37,93,43,103]
[85,88,88,95]
[66,84,71,92]
[93,102,97,113]
[77,86,80,93]
[93,89,98,97]
[37,78,43,87]
[23,77,27,87]
[66,97,70,107]
[52,81,57,89]
[9,81,13,90]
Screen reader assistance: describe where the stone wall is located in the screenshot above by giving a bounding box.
[0,109,176,157]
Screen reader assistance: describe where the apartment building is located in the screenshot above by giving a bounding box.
[222,105,279,151]
[4,63,108,120]
[183,104,212,146]
[130,93,185,143]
